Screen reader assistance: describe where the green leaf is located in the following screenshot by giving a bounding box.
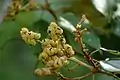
[61,56,91,80]
[60,12,79,26]
[0,21,21,49]
[16,11,43,26]
[82,32,101,49]
[37,0,71,11]
[61,0,108,27]
[41,11,54,23]
[0,38,37,80]
[58,13,82,53]
[95,73,115,80]
[64,30,83,54]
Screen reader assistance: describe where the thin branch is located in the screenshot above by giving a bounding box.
[92,74,95,80]
[57,72,93,80]
[69,57,93,70]
[74,15,98,68]
[89,49,100,56]
[75,29,95,67]
[56,72,74,80]
[38,0,58,21]
[45,0,50,7]
[78,15,87,25]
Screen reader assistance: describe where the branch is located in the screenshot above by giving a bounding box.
[69,57,93,70]
[38,0,58,21]
[74,15,98,68]
[73,72,93,80]
[57,72,93,80]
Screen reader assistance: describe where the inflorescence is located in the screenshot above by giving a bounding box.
[20,27,41,46]
[20,22,75,76]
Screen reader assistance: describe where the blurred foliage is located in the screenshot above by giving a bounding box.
[1,0,120,80]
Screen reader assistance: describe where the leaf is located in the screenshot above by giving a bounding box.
[41,11,54,23]
[95,73,115,80]
[0,38,37,80]
[92,0,107,16]
[61,0,108,27]
[37,0,71,11]
[92,0,116,20]
[0,21,21,49]
[16,11,43,26]
[82,32,101,49]
[60,12,79,26]
[64,30,83,54]
[61,55,91,79]
[58,13,82,53]
[0,19,54,80]
[100,47,120,55]
[106,59,120,69]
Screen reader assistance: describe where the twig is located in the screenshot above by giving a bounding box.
[92,74,95,80]
[90,49,100,56]
[69,57,93,70]
[38,0,58,21]
[56,72,74,80]
[75,27,95,67]
[78,15,86,25]
[57,72,93,80]
[74,15,98,68]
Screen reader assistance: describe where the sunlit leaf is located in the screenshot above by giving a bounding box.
[61,0,108,27]
[92,0,107,16]
[92,0,116,19]
[100,47,120,55]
